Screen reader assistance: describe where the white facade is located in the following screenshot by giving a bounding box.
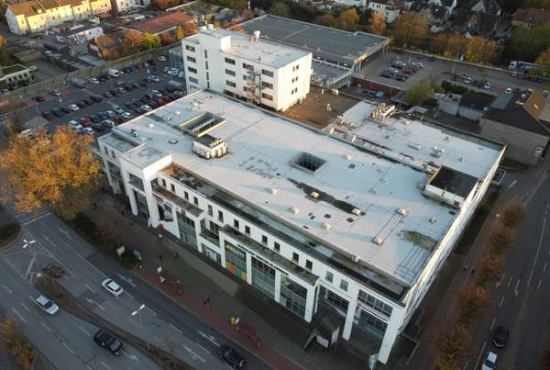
[5,0,110,35]
[367,1,401,23]
[96,91,504,365]
[110,0,150,14]
[181,29,312,112]
[334,0,367,6]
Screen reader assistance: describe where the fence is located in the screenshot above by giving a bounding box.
[1,44,180,104]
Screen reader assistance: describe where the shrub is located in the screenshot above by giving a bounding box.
[490,226,514,255]
[434,324,471,370]
[501,202,526,228]
[0,319,36,370]
[479,255,504,284]
[0,223,20,246]
[458,286,488,324]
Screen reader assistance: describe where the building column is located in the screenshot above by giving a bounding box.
[377,308,405,364]
[304,284,317,323]
[274,270,281,303]
[195,219,203,253]
[122,171,139,216]
[342,298,358,340]
[245,252,252,285]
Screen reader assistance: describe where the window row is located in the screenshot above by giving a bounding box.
[358,290,393,317]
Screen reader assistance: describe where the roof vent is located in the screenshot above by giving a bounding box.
[322,222,332,231]
[268,187,278,195]
[431,147,444,158]
[373,237,384,246]
[168,139,179,144]
[396,208,408,216]
[146,123,154,128]
[310,191,320,199]
[344,154,352,160]
[351,254,360,263]
[408,143,422,150]
[352,208,362,216]
[290,206,300,214]
[429,217,438,224]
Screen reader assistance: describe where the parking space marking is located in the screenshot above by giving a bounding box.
[77,325,91,337]
[11,308,27,324]
[20,302,30,312]
[84,284,96,293]
[40,320,52,332]
[2,285,12,294]
[62,342,74,354]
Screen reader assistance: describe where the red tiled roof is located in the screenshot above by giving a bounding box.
[131,11,194,34]
[513,8,550,24]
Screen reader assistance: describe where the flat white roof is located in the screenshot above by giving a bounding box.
[186,29,311,69]
[101,91,502,287]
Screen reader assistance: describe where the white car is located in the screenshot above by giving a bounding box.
[112,105,124,114]
[464,77,472,84]
[81,127,94,136]
[89,77,100,84]
[157,56,167,62]
[68,120,82,130]
[481,352,497,370]
[101,278,123,296]
[68,104,79,111]
[483,82,491,90]
[141,105,152,112]
[121,112,132,119]
[106,110,116,118]
[505,87,513,94]
[150,76,160,83]
[35,295,59,315]
[102,119,115,128]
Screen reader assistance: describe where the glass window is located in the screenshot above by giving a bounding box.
[186,56,196,63]
[225,69,236,77]
[261,235,268,245]
[326,271,334,283]
[170,183,175,192]
[306,260,313,270]
[245,225,250,236]
[184,191,189,200]
[340,279,348,292]
[226,80,236,88]
[292,252,299,262]
[207,205,213,216]
[274,242,280,253]
[193,197,198,206]
[262,69,273,77]
[189,77,198,84]
[218,210,224,222]
[242,63,254,71]
[261,81,273,89]
[261,93,273,101]
[188,67,197,74]
[161,179,166,188]
[225,57,235,65]
[204,50,208,58]
[233,219,239,229]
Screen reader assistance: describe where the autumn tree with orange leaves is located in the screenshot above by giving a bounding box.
[0,126,102,219]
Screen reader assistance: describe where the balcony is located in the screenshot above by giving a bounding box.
[200,227,220,245]
[152,183,203,218]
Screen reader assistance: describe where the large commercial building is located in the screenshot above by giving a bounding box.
[240,15,389,88]
[96,90,504,364]
[181,28,312,112]
[5,0,110,35]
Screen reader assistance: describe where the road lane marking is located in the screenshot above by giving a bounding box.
[197,330,220,346]
[514,280,520,296]
[77,325,91,337]
[21,212,51,226]
[169,324,183,335]
[527,270,534,287]
[62,342,74,354]
[2,285,12,294]
[100,361,113,370]
[40,320,52,332]
[24,254,37,279]
[538,279,542,291]
[84,284,96,293]
[545,261,548,272]
[490,317,496,330]
[146,307,157,316]
[507,277,512,287]
[508,180,517,189]
[183,345,205,363]
[11,308,27,324]
[533,217,547,268]
[195,343,211,354]
[499,295,505,308]
[122,350,140,362]
[117,274,137,288]
[20,302,30,312]
[473,341,487,370]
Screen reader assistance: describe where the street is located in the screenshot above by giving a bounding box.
[468,175,550,370]
[2,206,274,370]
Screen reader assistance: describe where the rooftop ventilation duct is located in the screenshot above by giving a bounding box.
[290,206,300,214]
[268,188,278,195]
[373,237,383,246]
[352,208,362,216]
[322,222,332,231]
[310,191,320,199]
[396,208,408,216]
[351,254,360,263]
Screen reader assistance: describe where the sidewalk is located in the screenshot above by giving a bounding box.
[84,193,369,370]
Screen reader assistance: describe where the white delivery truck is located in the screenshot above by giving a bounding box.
[108,68,120,78]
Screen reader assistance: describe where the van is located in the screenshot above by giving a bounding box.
[108,69,120,78]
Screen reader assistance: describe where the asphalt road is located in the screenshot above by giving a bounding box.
[5,208,274,370]
[0,229,162,370]
[468,173,550,370]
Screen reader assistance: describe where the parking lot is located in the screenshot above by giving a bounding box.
[361,50,550,94]
[19,55,186,137]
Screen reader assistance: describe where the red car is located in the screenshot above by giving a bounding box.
[80,117,92,127]
[42,263,65,278]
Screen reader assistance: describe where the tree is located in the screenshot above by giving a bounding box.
[176,25,185,40]
[243,8,254,20]
[458,286,488,324]
[501,202,526,228]
[490,226,514,255]
[434,325,471,370]
[0,127,101,219]
[389,12,428,48]
[479,255,504,283]
[0,319,36,370]
[405,81,433,106]
[0,35,7,49]
[121,30,144,56]
[152,0,178,9]
[142,33,161,49]
[535,47,550,77]
[338,8,360,31]
[465,37,499,64]
[183,21,198,36]
[368,11,386,35]
[506,23,550,62]
[315,13,338,28]
[269,2,290,17]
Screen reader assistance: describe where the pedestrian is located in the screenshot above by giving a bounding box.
[463,265,468,272]
[174,251,178,259]
[471,268,475,275]
[203,296,211,307]
[158,254,163,262]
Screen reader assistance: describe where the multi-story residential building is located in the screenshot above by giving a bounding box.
[367,0,404,23]
[0,64,33,87]
[96,90,504,364]
[181,28,312,112]
[110,0,150,15]
[5,0,110,35]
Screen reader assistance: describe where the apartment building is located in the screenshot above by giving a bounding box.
[5,0,110,35]
[110,0,150,15]
[96,90,504,364]
[181,28,312,112]
[367,0,404,23]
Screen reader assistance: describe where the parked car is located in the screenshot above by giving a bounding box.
[121,112,132,119]
[492,326,509,348]
[92,123,106,132]
[157,55,167,62]
[69,104,79,111]
[101,278,123,296]
[94,330,124,356]
[35,295,59,315]
[103,91,113,98]
[90,114,101,124]
[52,108,63,118]
[42,112,54,121]
[41,262,65,278]
[80,117,92,127]
[218,345,246,369]
[505,87,513,94]
[49,89,61,97]
[81,127,94,136]
[98,112,109,121]
[89,77,99,84]
[34,96,45,102]
[112,105,124,114]
[464,77,473,84]
[90,95,102,103]
[102,119,115,128]
[61,107,71,114]
[482,352,497,370]
[68,120,82,130]
[380,70,393,79]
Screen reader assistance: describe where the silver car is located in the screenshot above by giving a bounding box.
[35,295,59,315]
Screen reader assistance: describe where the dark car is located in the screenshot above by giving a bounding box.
[94,330,124,356]
[61,107,71,114]
[34,96,45,102]
[218,345,245,369]
[41,262,65,278]
[492,326,509,348]
[98,75,107,82]
[52,108,63,118]
[98,112,109,120]
[132,82,141,89]
[139,81,148,88]
[103,91,113,98]
[92,123,106,132]
[90,115,101,124]
[42,112,54,121]
[80,117,92,127]
[81,99,91,106]
[76,101,86,109]
[90,95,102,103]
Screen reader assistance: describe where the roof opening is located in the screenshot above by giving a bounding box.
[293,152,327,174]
